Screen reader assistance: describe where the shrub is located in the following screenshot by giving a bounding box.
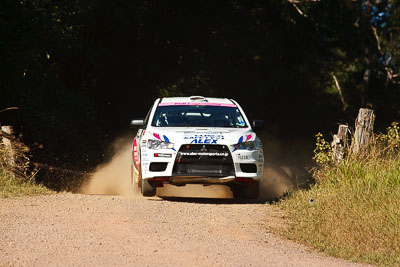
[0,132,52,197]
[280,123,400,266]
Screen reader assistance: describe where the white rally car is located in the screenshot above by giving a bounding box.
[130,96,264,199]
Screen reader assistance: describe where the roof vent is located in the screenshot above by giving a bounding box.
[189,96,207,102]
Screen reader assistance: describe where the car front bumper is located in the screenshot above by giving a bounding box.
[141,144,264,183]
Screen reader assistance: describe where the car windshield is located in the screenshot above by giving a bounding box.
[151,104,248,128]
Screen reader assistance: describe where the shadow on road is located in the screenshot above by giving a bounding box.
[156,196,270,205]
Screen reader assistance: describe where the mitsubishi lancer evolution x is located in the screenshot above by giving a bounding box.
[130,96,264,199]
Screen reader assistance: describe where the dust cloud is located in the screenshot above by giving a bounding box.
[258,133,314,201]
[79,133,313,201]
[79,137,134,196]
[258,164,306,201]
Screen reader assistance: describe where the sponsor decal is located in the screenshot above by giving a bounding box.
[133,138,140,168]
[154,153,172,158]
[179,151,228,157]
[142,162,149,171]
[183,131,227,135]
[184,133,225,144]
[191,139,216,144]
[237,154,250,160]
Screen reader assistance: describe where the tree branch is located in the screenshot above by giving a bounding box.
[371,25,400,84]
[371,26,383,55]
[0,107,18,113]
[332,74,348,111]
[287,0,308,17]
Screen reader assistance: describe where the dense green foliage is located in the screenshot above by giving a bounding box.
[0,0,399,189]
[280,124,400,266]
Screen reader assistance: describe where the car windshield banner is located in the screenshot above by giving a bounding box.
[158,102,237,107]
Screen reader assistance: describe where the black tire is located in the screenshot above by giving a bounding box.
[131,164,141,194]
[141,179,156,197]
[244,182,260,199]
[232,182,260,199]
[231,184,244,199]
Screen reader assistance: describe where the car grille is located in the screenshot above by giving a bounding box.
[172,144,234,177]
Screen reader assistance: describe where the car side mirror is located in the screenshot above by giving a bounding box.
[252,120,264,131]
[130,119,145,128]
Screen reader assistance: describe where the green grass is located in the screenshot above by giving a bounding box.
[0,169,53,198]
[279,129,400,266]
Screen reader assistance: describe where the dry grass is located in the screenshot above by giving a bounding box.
[0,169,52,198]
[0,135,53,198]
[279,123,400,266]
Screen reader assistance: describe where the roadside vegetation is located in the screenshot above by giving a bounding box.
[280,123,400,266]
[0,139,52,198]
[0,169,51,198]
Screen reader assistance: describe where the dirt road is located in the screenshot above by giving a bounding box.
[0,193,368,266]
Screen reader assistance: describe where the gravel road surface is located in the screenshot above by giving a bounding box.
[0,193,369,266]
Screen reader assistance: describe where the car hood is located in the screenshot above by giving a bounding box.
[145,127,256,146]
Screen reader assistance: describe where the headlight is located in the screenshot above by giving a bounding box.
[234,141,256,150]
[147,139,174,150]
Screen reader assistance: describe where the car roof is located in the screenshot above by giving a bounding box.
[159,96,234,105]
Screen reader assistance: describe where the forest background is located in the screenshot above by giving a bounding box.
[1,0,399,190]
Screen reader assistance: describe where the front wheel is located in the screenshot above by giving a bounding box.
[244,182,260,199]
[232,182,260,199]
[141,179,156,197]
[131,164,141,194]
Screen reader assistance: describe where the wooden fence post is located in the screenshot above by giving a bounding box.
[352,108,375,154]
[1,125,16,176]
[332,124,349,162]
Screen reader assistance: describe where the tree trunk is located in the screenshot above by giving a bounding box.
[352,108,375,154]
[1,125,16,177]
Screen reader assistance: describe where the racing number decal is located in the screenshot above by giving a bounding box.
[133,137,140,169]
